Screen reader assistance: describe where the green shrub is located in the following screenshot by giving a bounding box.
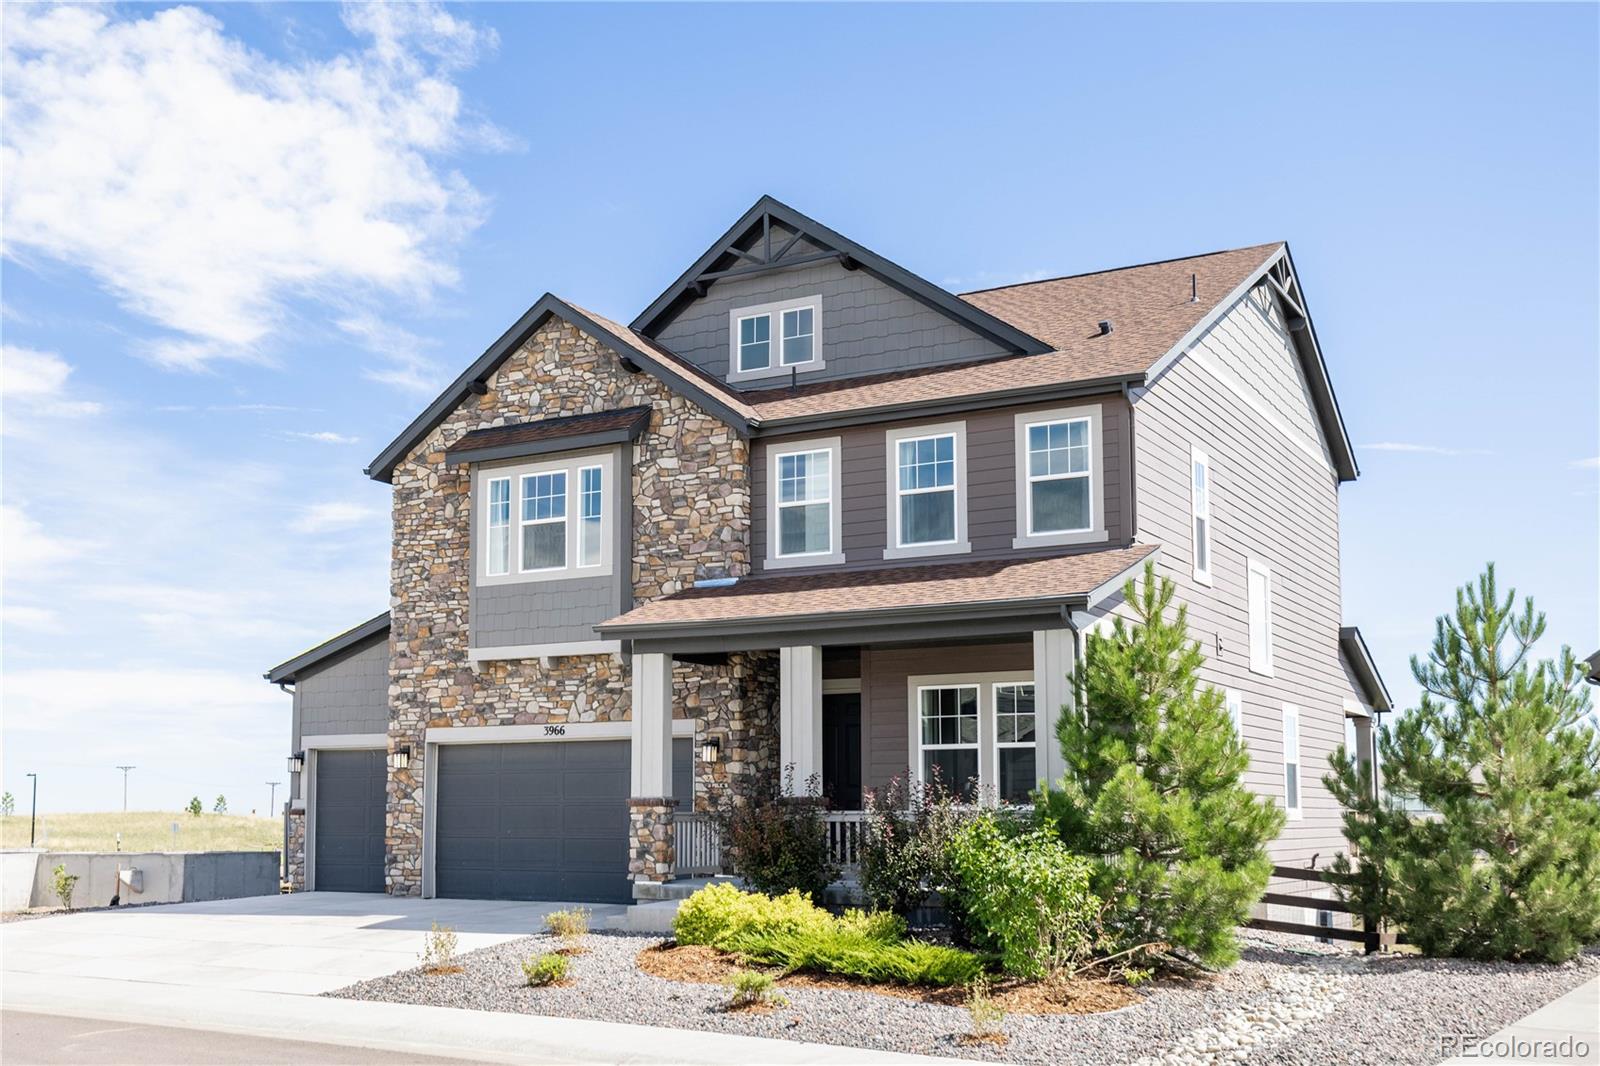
[418,922,459,973]
[725,968,787,1008]
[51,864,79,910]
[673,881,833,947]
[946,813,1097,979]
[858,771,977,917]
[544,907,591,949]
[522,952,569,986]
[719,767,838,900]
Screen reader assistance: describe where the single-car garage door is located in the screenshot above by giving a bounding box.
[434,738,690,903]
[314,749,386,893]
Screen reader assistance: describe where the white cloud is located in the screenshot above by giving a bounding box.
[3,605,64,634]
[339,313,442,396]
[1,345,103,418]
[1571,456,1599,470]
[2,502,91,577]
[290,501,380,534]
[1362,442,1492,457]
[287,431,360,445]
[1,3,498,369]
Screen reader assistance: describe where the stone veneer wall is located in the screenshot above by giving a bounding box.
[286,811,306,891]
[628,798,677,882]
[385,318,776,896]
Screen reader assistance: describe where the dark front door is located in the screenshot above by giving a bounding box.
[822,693,862,810]
[313,749,386,893]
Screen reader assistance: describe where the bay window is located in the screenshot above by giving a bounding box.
[485,476,512,576]
[477,452,614,583]
[521,471,567,571]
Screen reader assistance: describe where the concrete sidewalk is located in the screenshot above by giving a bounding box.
[1440,976,1599,1066]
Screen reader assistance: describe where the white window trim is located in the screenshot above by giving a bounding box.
[1282,702,1302,818]
[914,683,981,797]
[1013,404,1107,549]
[765,436,844,569]
[992,681,1039,806]
[727,295,825,383]
[519,470,569,574]
[1191,446,1213,586]
[1247,556,1274,676]
[905,671,1036,803]
[484,475,512,577]
[885,421,970,560]
[476,451,615,586]
[1224,689,1244,742]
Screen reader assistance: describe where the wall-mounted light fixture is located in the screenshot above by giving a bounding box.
[700,738,721,763]
[287,751,306,775]
[391,744,412,771]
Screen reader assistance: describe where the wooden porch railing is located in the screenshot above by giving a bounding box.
[675,812,723,877]
[825,811,867,871]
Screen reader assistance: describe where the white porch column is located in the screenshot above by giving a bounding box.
[1033,628,1076,787]
[630,651,674,797]
[779,645,824,793]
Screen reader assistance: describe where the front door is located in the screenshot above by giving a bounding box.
[822,693,862,810]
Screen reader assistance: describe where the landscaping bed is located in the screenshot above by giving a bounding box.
[326,928,1600,1065]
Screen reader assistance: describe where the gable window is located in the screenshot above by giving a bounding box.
[886,422,969,559]
[1013,405,1107,548]
[728,296,824,382]
[1282,703,1302,817]
[1248,558,1274,675]
[1225,689,1244,741]
[764,437,843,569]
[994,682,1037,805]
[1192,447,1212,585]
[918,685,979,800]
[477,452,615,584]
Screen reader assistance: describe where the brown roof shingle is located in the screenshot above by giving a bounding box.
[445,406,651,458]
[600,544,1158,632]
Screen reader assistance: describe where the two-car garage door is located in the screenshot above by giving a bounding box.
[433,738,692,904]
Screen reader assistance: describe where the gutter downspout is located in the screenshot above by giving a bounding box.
[277,680,294,890]
[1122,381,1139,547]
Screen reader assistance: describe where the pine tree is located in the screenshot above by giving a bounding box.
[1,792,13,817]
[1327,564,1600,962]
[1041,563,1284,968]
[213,795,227,814]
[186,796,203,817]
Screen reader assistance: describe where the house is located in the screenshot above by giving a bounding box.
[266,196,1390,904]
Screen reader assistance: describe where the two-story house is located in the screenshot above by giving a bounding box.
[266,196,1389,907]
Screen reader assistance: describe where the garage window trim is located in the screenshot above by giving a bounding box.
[477,452,615,584]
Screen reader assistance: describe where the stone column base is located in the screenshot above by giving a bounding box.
[628,797,678,883]
[286,809,306,891]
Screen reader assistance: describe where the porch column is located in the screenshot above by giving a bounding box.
[779,645,823,794]
[630,650,676,884]
[1033,628,1075,787]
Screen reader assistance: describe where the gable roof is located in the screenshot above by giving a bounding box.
[365,294,755,483]
[630,195,1053,358]
[265,612,391,685]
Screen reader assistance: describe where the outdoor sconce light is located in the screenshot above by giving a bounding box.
[700,738,721,763]
[391,745,412,771]
[287,751,305,775]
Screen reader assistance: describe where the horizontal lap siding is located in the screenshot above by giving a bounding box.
[1128,288,1349,869]
[752,394,1130,574]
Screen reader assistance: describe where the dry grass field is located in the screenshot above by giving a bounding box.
[0,811,281,852]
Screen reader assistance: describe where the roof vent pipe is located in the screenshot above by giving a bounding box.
[1097,320,1113,336]
[1190,273,1198,303]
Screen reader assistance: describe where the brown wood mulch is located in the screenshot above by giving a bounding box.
[636,943,1143,1015]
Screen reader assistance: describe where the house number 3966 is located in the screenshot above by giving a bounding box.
[543,725,567,736]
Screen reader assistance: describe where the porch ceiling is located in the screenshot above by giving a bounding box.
[598,544,1158,652]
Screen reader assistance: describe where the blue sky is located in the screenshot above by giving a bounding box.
[2,2,1595,817]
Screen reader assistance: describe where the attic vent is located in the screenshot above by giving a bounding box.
[1097,320,1113,336]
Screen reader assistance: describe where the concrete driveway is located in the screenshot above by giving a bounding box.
[1,892,624,995]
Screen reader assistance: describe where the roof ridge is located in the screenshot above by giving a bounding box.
[958,241,1285,297]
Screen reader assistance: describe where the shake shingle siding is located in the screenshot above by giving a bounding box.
[295,639,389,739]
[1124,285,1348,877]
[470,576,617,647]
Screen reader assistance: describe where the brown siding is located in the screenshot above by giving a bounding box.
[752,393,1131,574]
[859,640,1033,797]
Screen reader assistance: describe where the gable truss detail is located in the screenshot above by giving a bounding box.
[691,209,855,295]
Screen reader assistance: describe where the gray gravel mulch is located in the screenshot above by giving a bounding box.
[325,929,1600,1066]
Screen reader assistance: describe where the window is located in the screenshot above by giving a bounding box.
[1248,558,1274,675]
[486,477,511,576]
[781,307,814,366]
[1192,448,1212,584]
[521,472,567,571]
[728,297,823,381]
[737,314,771,372]
[777,450,832,557]
[578,466,603,568]
[918,685,979,800]
[1344,715,1358,760]
[886,422,969,558]
[1013,405,1106,548]
[1283,703,1301,816]
[994,682,1037,804]
[1026,419,1092,534]
[1225,689,1244,740]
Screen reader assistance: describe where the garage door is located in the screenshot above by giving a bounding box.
[314,749,386,893]
[434,738,690,903]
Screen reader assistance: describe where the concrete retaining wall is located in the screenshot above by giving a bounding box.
[1,851,42,911]
[5,851,280,909]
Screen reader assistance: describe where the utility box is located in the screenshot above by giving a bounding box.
[118,867,143,894]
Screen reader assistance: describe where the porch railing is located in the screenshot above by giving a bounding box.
[825,811,868,871]
[671,810,871,879]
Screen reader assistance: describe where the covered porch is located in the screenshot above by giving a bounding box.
[599,545,1157,895]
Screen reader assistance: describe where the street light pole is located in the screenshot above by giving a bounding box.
[116,765,136,812]
[25,773,37,847]
[266,781,281,814]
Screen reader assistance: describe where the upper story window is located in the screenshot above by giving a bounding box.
[1192,447,1212,585]
[1225,689,1244,741]
[477,452,614,585]
[1248,557,1274,675]
[1013,405,1107,549]
[728,296,824,383]
[885,421,969,560]
[766,436,843,568]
